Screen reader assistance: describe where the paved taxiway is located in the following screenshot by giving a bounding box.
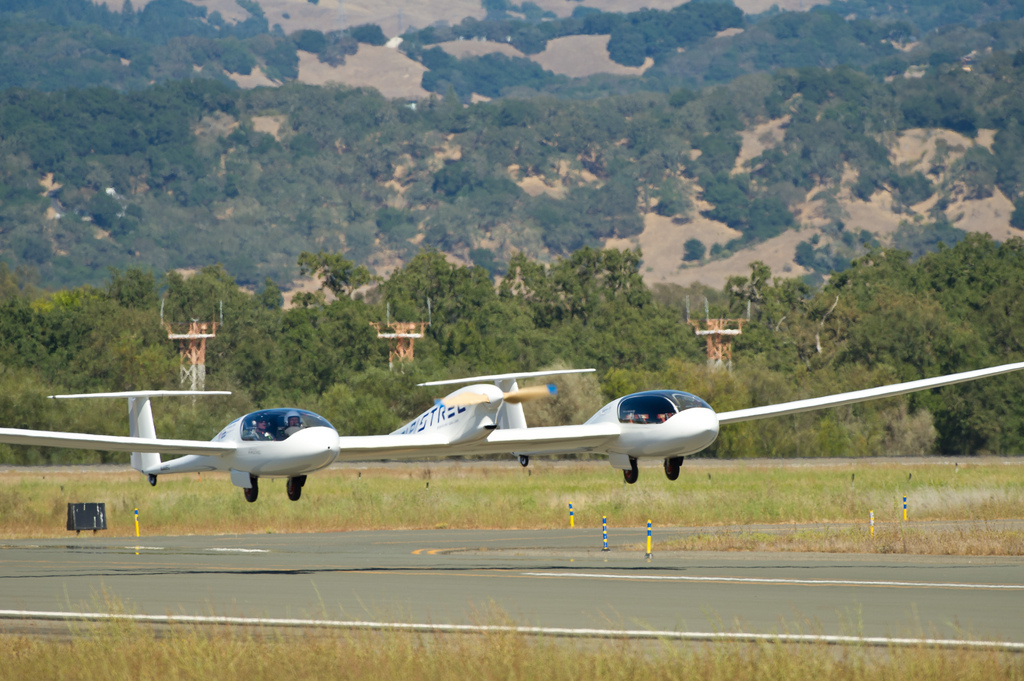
[1,528,1022,641]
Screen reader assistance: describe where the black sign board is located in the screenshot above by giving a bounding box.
[66,503,107,533]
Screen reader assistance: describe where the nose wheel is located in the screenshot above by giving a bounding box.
[243,475,259,503]
[148,474,157,487]
[622,457,639,484]
[518,455,529,467]
[286,475,307,501]
[663,457,683,481]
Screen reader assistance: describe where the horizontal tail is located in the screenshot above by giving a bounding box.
[417,369,594,388]
[50,390,232,400]
[50,390,229,475]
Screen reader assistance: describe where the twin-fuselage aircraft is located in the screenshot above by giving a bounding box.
[2,362,1024,501]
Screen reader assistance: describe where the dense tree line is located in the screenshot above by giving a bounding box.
[3,237,1024,464]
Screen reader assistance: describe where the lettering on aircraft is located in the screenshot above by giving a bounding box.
[398,404,466,435]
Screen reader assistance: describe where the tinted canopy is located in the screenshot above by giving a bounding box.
[617,390,712,425]
[240,409,335,442]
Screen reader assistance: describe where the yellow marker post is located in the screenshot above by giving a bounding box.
[569,503,574,528]
[645,520,652,559]
[134,508,140,538]
[903,496,907,522]
[870,510,874,537]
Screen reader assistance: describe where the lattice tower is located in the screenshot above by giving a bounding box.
[370,321,428,370]
[165,319,218,390]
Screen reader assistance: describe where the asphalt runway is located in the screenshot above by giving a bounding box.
[1,528,1022,643]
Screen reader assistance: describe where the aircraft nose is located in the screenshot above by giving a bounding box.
[316,428,340,454]
[291,427,341,463]
[689,408,719,448]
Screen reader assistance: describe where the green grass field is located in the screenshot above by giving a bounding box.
[2,458,1023,554]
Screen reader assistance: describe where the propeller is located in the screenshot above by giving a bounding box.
[442,384,557,408]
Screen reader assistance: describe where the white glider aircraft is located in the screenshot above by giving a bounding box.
[1,362,1023,501]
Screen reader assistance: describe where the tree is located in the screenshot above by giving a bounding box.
[105,267,157,309]
[683,239,705,262]
[349,24,387,46]
[654,177,691,217]
[293,30,327,54]
[297,251,372,299]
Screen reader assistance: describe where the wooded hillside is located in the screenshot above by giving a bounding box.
[5,0,1024,290]
[5,49,1024,290]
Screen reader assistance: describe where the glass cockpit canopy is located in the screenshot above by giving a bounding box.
[240,409,335,442]
[617,390,712,425]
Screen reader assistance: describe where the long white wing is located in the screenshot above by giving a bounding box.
[334,423,621,461]
[0,428,237,456]
[716,360,1024,425]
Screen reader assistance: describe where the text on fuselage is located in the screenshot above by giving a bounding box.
[397,404,467,434]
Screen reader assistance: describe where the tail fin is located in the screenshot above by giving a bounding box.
[496,379,528,430]
[50,390,231,475]
[128,396,160,474]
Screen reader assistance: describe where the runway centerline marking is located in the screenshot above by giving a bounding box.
[207,548,270,553]
[522,572,1024,590]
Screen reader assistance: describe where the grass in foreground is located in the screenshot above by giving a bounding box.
[1,621,1022,681]
[1,459,1023,552]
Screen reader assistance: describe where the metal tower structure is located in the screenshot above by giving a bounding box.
[371,321,427,369]
[371,302,429,370]
[686,298,748,370]
[162,301,220,391]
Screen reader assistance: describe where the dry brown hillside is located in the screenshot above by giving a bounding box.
[611,125,1024,290]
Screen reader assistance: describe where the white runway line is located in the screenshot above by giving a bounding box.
[0,609,1020,651]
[522,572,1024,590]
[206,548,270,553]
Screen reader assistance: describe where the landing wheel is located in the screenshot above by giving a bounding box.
[286,475,306,501]
[518,455,529,468]
[664,457,683,481]
[622,457,639,484]
[148,474,157,487]
[243,476,259,503]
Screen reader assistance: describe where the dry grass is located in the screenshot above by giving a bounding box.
[529,35,653,78]
[2,459,1023,556]
[634,523,1024,556]
[1,618,1021,681]
[295,48,429,99]
[661,225,814,288]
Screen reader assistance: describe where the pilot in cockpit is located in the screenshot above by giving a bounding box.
[283,411,304,437]
[253,416,275,440]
